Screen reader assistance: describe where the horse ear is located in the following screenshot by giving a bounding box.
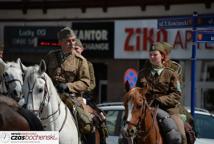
[18,58,27,73]
[125,80,130,92]
[0,58,6,76]
[39,59,46,74]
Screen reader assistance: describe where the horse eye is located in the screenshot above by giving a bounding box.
[38,88,43,93]
[3,72,8,77]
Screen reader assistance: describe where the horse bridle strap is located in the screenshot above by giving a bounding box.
[58,105,68,132]
[26,76,49,116]
[0,75,23,95]
[40,100,61,120]
[137,100,158,140]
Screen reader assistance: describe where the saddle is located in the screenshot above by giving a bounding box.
[80,97,108,139]
[59,94,94,134]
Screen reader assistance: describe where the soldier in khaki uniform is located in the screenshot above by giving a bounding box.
[136,42,187,144]
[46,27,90,96]
[74,39,108,144]
[46,27,94,143]
[74,39,96,94]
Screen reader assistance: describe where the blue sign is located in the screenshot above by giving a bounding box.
[196,31,214,42]
[158,15,214,29]
[197,15,214,27]
[124,68,138,88]
[158,16,192,29]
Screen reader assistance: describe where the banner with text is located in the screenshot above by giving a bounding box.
[72,22,114,58]
[114,20,214,59]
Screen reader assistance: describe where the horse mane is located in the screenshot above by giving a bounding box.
[124,87,146,105]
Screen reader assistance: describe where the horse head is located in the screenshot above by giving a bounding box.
[0,58,25,101]
[21,60,49,116]
[21,60,80,144]
[123,86,148,137]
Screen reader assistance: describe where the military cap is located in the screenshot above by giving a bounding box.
[150,42,172,55]
[161,42,173,55]
[57,27,76,41]
[75,39,83,48]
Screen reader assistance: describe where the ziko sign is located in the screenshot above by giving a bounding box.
[114,20,214,59]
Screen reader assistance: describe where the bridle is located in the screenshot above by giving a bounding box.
[0,72,23,99]
[126,98,158,142]
[24,73,66,131]
[25,75,49,117]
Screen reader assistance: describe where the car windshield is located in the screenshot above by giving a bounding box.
[195,113,214,139]
[104,109,124,136]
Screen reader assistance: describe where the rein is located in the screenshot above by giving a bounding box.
[137,100,158,141]
[128,99,158,142]
[25,74,67,132]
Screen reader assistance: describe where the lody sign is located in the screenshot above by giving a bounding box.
[4,26,63,54]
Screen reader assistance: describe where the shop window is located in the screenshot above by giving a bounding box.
[204,89,214,112]
[201,61,214,81]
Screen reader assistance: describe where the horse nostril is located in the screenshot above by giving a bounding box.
[127,127,137,136]
[13,90,18,96]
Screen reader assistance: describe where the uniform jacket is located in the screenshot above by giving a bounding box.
[136,65,182,114]
[165,60,183,83]
[46,49,90,95]
[87,61,96,92]
[144,60,183,83]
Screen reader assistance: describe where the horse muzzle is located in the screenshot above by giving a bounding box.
[123,126,137,137]
[127,127,137,137]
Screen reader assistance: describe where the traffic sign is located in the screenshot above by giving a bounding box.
[124,68,138,88]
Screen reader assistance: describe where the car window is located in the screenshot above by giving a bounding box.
[195,113,214,139]
[103,109,124,136]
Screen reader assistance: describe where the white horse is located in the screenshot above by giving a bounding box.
[21,60,80,144]
[0,58,24,101]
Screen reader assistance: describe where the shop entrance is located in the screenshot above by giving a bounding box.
[93,63,107,103]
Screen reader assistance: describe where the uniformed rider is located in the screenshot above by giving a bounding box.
[46,27,90,97]
[136,42,187,144]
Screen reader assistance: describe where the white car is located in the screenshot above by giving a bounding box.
[98,102,214,144]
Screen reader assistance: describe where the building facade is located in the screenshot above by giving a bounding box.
[0,2,214,110]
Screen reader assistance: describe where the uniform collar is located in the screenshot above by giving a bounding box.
[151,68,164,76]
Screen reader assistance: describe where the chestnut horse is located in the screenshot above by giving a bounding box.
[0,95,43,131]
[123,87,163,144]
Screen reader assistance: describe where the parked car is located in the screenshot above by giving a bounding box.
[98,102,214,144]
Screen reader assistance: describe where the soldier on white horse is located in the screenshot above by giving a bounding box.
[45,27,108,144]
[21,60,80,144]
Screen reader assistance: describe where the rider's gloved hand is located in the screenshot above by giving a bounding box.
[56,83,69,93]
